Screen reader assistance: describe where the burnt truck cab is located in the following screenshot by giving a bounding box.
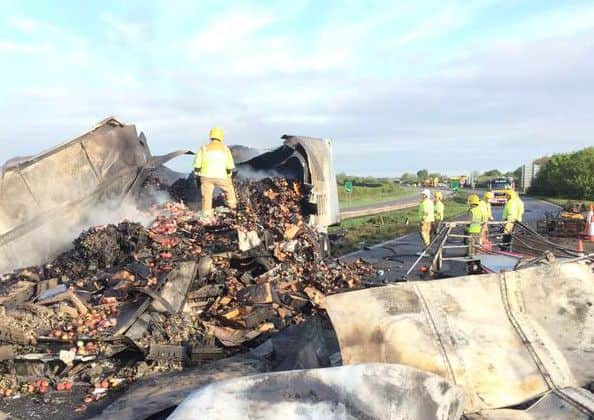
[237,135,341,256]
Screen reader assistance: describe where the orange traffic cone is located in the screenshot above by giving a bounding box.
[482,237,492,252]
[579,205,594,241]
[577,239,584,254]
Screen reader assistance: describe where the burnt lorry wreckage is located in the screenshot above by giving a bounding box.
[0,118,591,420]
[0,118,190,273]
[0,118,340,272]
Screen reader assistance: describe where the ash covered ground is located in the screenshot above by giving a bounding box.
[0,175,374,419]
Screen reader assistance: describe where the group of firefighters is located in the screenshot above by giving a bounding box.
[418,188,525,254]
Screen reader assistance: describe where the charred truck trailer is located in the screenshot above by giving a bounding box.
[0,118,340,273]
[237,135,341,257]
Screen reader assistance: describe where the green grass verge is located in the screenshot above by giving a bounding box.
[331,192,470,256]
[338,183,417,208]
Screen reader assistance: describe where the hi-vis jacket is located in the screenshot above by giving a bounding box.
[419,198,435,223]
[193,140,235,179]
[434,201,445,221]
[503,197,524,222]
[468,206,483,234]
[479,200,493,223]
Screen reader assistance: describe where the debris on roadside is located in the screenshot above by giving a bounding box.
[0,177,373,407]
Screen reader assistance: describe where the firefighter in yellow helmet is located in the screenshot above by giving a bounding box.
[433,191,445,235]
[193,127,237,217]
[467,194,483,256]
[479,192,494,243]
[418,189,434,251]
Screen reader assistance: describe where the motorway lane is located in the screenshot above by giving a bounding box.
[339,197,562,282]
[340,189,452,219]
[491,198,560,226]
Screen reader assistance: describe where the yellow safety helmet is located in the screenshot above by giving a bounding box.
[484,191,494,200]
[468,194,480,206]
[209,127,225,142]
[434,191,443,200]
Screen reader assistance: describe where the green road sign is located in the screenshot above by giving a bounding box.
[344,181,353,193]
[450,180,460,192]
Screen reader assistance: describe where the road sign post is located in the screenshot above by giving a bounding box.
[345,181,353,202]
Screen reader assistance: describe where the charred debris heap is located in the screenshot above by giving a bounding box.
[0,177,373,406]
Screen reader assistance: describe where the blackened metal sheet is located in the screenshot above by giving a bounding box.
[326,262,594,414]
[0,117,189,273]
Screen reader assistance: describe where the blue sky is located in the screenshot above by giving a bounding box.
[1,0,593,176]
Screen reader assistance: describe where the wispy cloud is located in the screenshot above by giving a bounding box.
[0,40,50,53]
[514,3,594,39]
[101,13,148,43]
[390,7,469,48]
[9,16,37,33]
[1,1,594,175]
[186,9,276,57]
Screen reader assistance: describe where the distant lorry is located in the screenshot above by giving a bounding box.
[488,177,515,206]
[423,177,440,188]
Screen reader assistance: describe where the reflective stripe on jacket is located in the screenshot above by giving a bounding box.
[517,197,524,222]
[468,206,483,234]
[479,200,492,223]
[193,140,235,179]
[419,198,435,222]
[434,201,444,221]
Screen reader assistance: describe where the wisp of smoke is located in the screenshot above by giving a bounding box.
[235,166,283,181]
[0,188,170,275]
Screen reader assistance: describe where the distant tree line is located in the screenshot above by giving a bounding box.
[336,173,397,187]
[338,165,526,189]
[399,170,442,185]
[529,147,594,199]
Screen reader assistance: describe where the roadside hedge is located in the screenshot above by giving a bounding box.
[529,147,594,199]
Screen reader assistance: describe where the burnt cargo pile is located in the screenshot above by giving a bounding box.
[0,177,372,410]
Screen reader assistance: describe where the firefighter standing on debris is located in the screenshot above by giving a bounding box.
[418,189,434,250]
[433,191,445,235]
[501,190,524,249]
[467,194,483,256]
[193,127,237,217]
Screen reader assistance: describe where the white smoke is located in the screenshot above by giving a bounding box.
[235,166,284,181]
[0,189,169,275]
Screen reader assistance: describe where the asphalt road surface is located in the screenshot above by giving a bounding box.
[340,197,562,282]
[340,189,452,219]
